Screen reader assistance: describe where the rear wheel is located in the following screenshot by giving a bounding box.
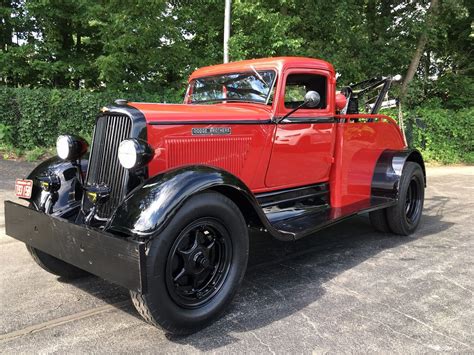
[386,162,424,235]
[131,191,249,335]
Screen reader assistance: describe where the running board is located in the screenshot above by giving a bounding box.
[255,185,395,240]
[270,197,396,239]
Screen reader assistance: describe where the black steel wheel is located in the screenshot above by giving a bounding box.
[404,178,422,224]
[131,191,249,335]
[165,218,232,308]
[386,162,424,235]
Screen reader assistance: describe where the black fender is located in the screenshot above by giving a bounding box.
[106,165,294,241]
[371,149,426,199]
[26,155,88,215]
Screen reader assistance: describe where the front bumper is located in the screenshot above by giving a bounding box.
[4,201,146,292]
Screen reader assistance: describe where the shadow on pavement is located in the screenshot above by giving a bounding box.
[65,197,453,350]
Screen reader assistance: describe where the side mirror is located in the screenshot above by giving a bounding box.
[304,91,321,108]
[276,90,322,123]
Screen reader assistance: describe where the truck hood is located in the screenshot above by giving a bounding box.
[128,102,273,123]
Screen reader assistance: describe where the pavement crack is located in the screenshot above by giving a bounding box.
[230,319,275,355]
[299,312,330,342]
[330,283,471,349]
[249,331,275,355]
[300,312,318,331]
[351,312,443,351]
[0,300,131,344]
[438,275,473,295]
[246,278,289,302]
[378,301,471,349]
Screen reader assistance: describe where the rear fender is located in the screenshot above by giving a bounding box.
[372,149,426,199]
[26,156,88,215]
[107,165,294,241]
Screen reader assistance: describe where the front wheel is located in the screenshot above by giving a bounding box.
[26,202,89,279]
[27,245,89,279]
[131,191,249,335]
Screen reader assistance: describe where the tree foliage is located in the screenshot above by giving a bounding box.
[0,0,472,118]
[1,0,472,162]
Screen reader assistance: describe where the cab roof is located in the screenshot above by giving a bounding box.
[189,56,334,81]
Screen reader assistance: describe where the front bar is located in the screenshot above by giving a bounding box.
[4,201,146,292]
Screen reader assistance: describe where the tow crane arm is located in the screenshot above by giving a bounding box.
[340,75,402,114]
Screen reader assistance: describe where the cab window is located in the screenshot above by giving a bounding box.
[284,74,327,109]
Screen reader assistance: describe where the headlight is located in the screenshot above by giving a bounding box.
[118,139,153,170]
[56,135,88,160]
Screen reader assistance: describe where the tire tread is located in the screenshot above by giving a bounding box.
[26,245,88,279]
[386,162,424,236]
[130,191,249,335]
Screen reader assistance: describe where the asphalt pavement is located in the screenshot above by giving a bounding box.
[0,159,473,353]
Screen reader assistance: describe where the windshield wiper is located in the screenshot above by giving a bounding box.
[250,65,269,88]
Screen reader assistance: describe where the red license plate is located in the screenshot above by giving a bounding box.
[15,179,33,199]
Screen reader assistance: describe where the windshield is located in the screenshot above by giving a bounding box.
[187,70,276,104]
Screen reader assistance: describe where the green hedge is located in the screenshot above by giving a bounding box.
[403,103,474,164]
[0,86,183,149]
[1,87,473,164]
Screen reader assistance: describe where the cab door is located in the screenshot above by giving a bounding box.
[265,68,336,188]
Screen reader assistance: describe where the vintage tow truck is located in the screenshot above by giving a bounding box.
[5,57,425,334]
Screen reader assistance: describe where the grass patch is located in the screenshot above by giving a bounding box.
[0,145,55,162]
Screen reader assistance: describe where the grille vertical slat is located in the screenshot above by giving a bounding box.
[88,121,103,183]
[108,117,122,214]
[86,114,132,218]
[99,117,113,183]
[166,136,252,176]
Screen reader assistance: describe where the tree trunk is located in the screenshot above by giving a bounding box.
[366,0,377,43]
[400,0,439,100]
[423,49,431,95]
[0,0,13,50]
[0,0,13,84]
[74,32,81,89]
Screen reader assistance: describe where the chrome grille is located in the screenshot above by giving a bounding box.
[86,114,132,217]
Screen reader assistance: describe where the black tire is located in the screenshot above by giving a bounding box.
[26,245,89,279]
[130,191,249,335]
[26,202,89,279]
[386,162,424,235]
[369,209,392,233]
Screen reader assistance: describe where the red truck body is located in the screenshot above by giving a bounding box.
[131,57,405,207]
[5,56,425,334]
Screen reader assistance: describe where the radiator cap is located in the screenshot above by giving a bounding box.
[115,99,128,106]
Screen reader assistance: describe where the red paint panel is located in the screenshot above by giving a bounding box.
[265,123,336,187]
[265,66,337,188]
[130,102,272,123]
[147,124,275,190]
[189,57,334,81]
[166,136,252,177]
[329,121,406,207]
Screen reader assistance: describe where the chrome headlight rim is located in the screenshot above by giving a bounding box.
[56,135,88,161]
[118,138,153,170]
